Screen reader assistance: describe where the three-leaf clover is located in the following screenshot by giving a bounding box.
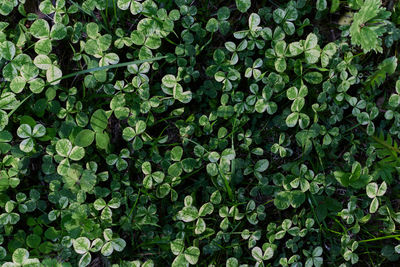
[55,138,85,175]
[106,148,130,171]
[17,124,45,152]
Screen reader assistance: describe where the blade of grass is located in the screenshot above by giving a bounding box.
[48,56,167,85]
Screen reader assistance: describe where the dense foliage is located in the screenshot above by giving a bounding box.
[1,0,400,266]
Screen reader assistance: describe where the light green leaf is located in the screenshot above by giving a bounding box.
[275,58,286,73]
[91,109,109,133]
[69,146,85,161]
[32,124,46,138]
[195,217,206,234]
[206,18,219,33]
[171,146,183,161]
[254,159,269,172]
[0,41,15,61]
[236,0,251,13]
[10,76,26,93]
[33,55,52,70]
[171,239,185,256]
[73,237,90,254]
[135,120,146,135]
[366,182,378,198]
[286,112,299,127]
[316,0,327,11]
[252,247,263,262]
[377,181,387,196]
[78,252,91,267]
[86,22,99,39]
[369,197,379,213]
[46,65,62,85]
[274,191,291,210]
[50,23,67,40]
[101,241,113,256]
[75,129,95,147]
[226,258,239,267]
[30,19,50,38]
[56,139,72,157]
[17,124,32,138]
[19,138,33,152]
[12,248,29,264]
[249,13,260,31]
[0,110,8,131]
[172,254,188,267]
[184,246,200,265]
[179,206,199,222]
[162,74,177,88]
[112,238,126,252]
[304,72,323,84]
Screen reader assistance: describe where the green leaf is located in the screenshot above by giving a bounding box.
[249,13,260,31]
[75,129,95,147]
[86,22,99,39]
[81,170,96,192]
[198,203,214,217]
[179,206,199,222]
[101,241,114,256]
[389,94,400,107]
[366,182,378,198]
[33,55,52,70]
[331,0,340,12]
[27,234,41,248]
[321,43,337,67]
[184,246,200,265]
[56,139,72,157]
[236,0,251,13]
[0,41,15,61]
[17,124,32,138]
[349,0,387,53]
[254,159,269,172]
[20,138,34,152]
[112,238,126,252]
[252,247,263,262]
[0,110,8,131]
[226,258,239,267]
[172,254,188,267]
[135,120,146,135]
[10,77,26,93]
[32,124,46,138]
[275,40,287,57]
[286,112,299,127]
[377,181,387,196]
[78,252,91,267]
[274,191,291,210]
[91,109,109,133]
[290,190,305,208]
[171,239,184,255]
[46,65,62,85]
[275,58,286,73]
[12,248,29,264]
[69,146,85,161]
[30,19,50,38]
[316,0,327,11]
[35,38,52,55]
[171,146,183,161]
[206,18,219,32]
[73,237,90,255]
[162,74,177,88]
[369,197,379,213]
[304,72,323,84]
[50,23,67,40]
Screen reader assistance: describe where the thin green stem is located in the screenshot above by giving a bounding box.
[358,234,400,243]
